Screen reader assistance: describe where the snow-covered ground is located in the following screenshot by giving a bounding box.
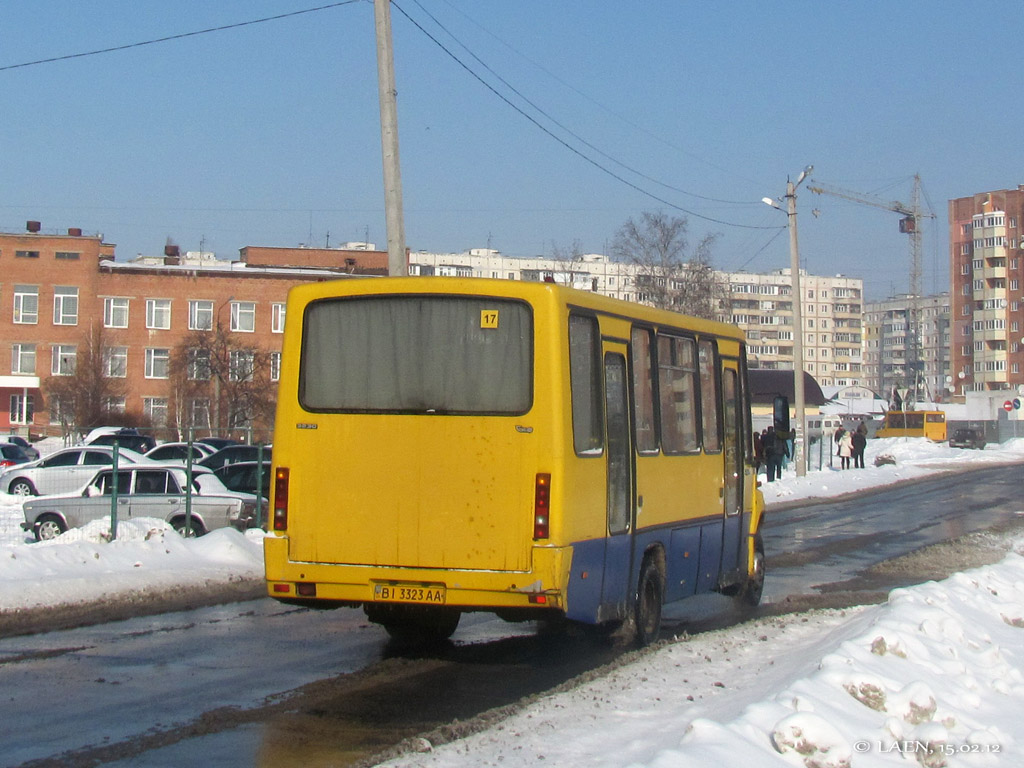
[2,436,1023,766]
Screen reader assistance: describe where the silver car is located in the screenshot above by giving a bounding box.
[21,465,264,540]
[0,445,151,497]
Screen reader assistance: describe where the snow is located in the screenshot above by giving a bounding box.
[2,436,1024,767]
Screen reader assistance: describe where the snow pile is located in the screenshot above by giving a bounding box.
[378,551,1024,768]
[0,516,266,612]
[670,554,1023,768]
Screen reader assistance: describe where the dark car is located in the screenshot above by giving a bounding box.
[199,444,272,471]
[87,428,157,454]
[197,437,240,452]
[0,443,33,468]
[214,459,272,500]
[949,428,986,450]
[5,435,39,461]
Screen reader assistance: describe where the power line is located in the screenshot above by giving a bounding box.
[434,0,767,195]
[392,1,779,232]
[410,0,761,207]
[0,2,360,72]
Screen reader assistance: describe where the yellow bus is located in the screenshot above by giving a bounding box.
[264,277,766,645]
[875,410,947,441]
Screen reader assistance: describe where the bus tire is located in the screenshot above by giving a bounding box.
[737,532,765,608]
[367,605,460,643]
[635,558,663,647]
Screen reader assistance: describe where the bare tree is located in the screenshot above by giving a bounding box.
[169,324,276,442]
[611,211,729,320]
[43,326,130,438]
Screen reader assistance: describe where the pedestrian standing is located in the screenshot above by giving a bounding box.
[839,430,853,470]
[852,426,867,469]
[763,426,787,482]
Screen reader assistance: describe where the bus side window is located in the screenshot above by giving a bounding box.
[698,339,721,453]
[569,314,603,455]
[631,327,658,454]
[657,335,699,453]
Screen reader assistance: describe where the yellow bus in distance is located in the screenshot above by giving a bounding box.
[264,277,766,645]
[875,410,947,441]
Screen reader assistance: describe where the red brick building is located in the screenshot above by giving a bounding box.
[949,188,1024,394]
[0,222,391,439]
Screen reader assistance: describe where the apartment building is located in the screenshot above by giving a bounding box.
[949,187,1024,394]
[0,223,385,436]
[863,294,950,401]
[412,251,866,388]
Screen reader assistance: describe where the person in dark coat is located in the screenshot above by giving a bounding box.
[762,426,788,482]
[852,425,867,469]
[752,431,764,474]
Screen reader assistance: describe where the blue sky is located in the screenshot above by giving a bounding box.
[2,1,1021,301]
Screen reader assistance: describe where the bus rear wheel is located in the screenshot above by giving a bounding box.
[366,604,461,643]
[635,559,664,647]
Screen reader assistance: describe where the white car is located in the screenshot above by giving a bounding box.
[0,445,151,497]
[21,464,264,540]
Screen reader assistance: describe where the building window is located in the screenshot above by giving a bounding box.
[52,345,77,376]
[11,343,36,375]
[187,348,211,381]
[15,250,39,259]
[104,297,129,328]
[189,299,214,330]
[10,394,34,425]
[270,351,281,381]
[103,346,128,378]
[272,303,286,333]
[145,348,170,379]
[230,301,256,332]
[104,396,126,413]
[55,251,80,260]
[146,299,172,330]
[48,394,72,425]
[53,286,79,325]
[229,350,255,381]
[143,397,168,426]
[190,398,211,428]
[13,285,38,324]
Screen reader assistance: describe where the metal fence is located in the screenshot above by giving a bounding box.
[11,434,270,541]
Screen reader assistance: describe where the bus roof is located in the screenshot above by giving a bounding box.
[287,276,746,341]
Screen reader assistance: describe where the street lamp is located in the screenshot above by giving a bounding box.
[763,164,813,477]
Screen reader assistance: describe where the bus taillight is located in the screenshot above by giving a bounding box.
[273,467,290,531]
[533,473,551,539]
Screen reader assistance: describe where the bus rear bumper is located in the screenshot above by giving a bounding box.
[264,535,571,612]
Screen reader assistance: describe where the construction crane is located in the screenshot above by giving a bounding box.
[807,175,936,404]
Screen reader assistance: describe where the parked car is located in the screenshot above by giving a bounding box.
[0,445,151,496]
[87,429,157,454]
[214,459,272,500]
[4,435,39,461]
[144,442,217,463]
[949,428,986,450]
[0,443,33,469]
[21,464,264,540]
[196,437,240,452]
[199,444,272,471]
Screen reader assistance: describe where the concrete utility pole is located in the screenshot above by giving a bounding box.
[764,165,812,477]
[374,0,407,276]
[785,173,808,478]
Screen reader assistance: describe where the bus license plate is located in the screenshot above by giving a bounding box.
[373,583,446,604]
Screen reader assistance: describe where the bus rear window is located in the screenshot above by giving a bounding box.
[299,295,532,414]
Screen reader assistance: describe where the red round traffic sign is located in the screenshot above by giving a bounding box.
[1004,400,1014,412]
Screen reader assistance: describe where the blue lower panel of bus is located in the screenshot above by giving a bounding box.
[565,519,724,625]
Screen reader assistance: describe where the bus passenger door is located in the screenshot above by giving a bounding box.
[601,350,633,611]
[719,362,744,575]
